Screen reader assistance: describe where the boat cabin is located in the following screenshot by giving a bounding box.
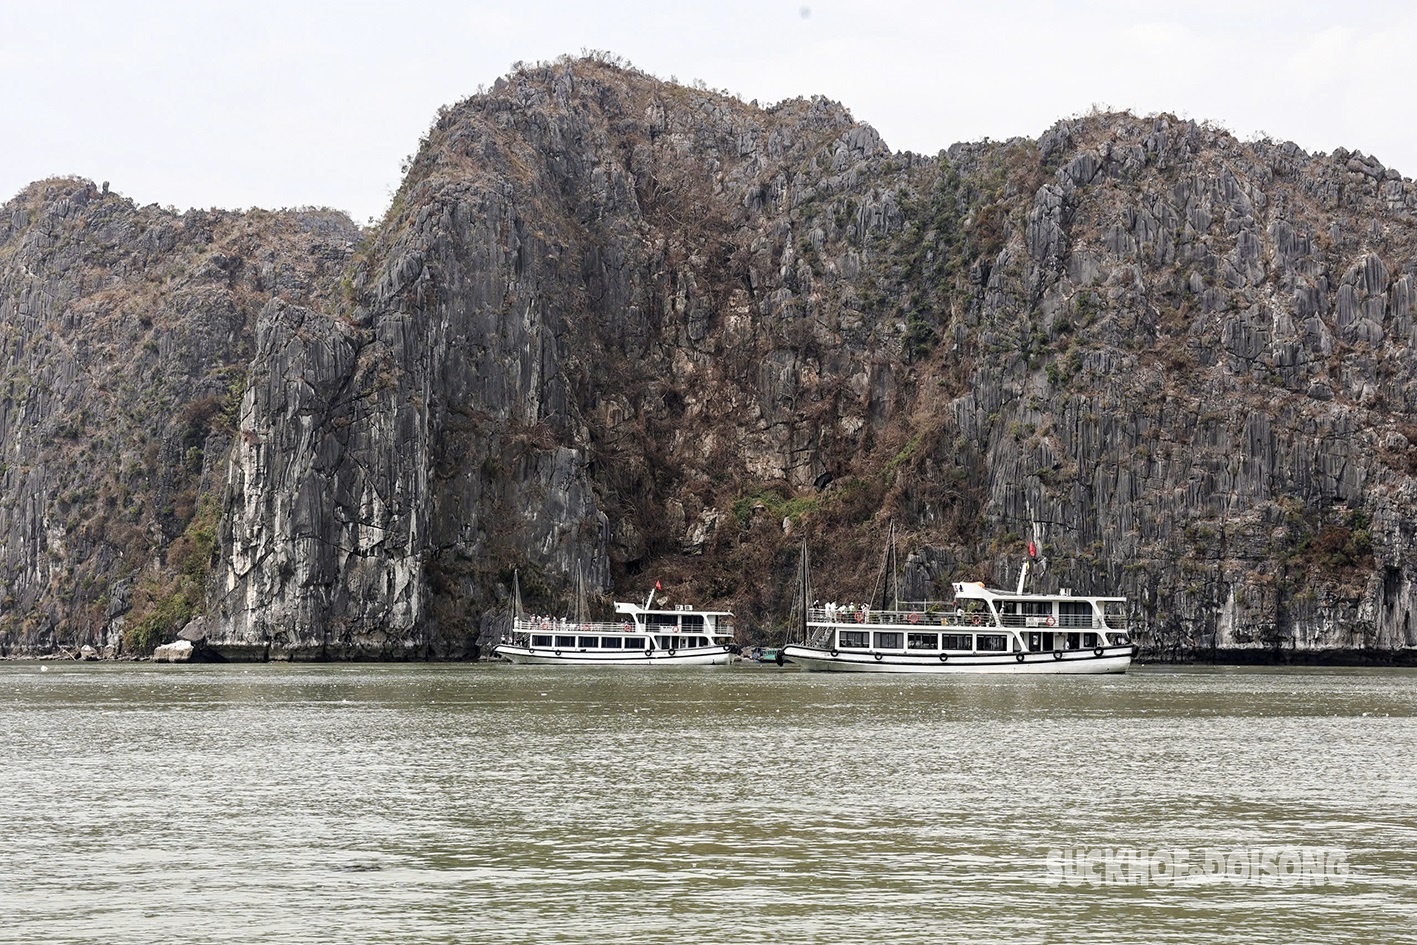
[511,602,734,654]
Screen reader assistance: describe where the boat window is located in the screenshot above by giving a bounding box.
[555,635,576,647]
[994,600,1020,627]
[977,634,1008,652]
[941,633,972,650]
[1107,633,1130,646]
[1082,632,1097,648]
[623,637,646,649]
[697,636,709,647]
[680,614,705,631]
[577,636,598,648]
[874,631,903,650]
[531,635,553,647]
[837,630,869,649]
[600,636,623,649]
[1059,601,1093,628]
[907,632,937,650]
[1103,601,1127,628]
[648,614,677,630]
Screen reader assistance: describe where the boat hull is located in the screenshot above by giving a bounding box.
[781,644,1133,674]
[493,644,733,666]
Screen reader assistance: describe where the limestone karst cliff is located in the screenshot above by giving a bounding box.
[3,55,1416,660]
[0,182,357,656]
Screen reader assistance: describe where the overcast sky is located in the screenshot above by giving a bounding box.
[4,0,1414,224]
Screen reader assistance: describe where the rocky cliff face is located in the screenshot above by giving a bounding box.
[930,119,1417,656]
[0,179,358,656]
[4,56,1417,659]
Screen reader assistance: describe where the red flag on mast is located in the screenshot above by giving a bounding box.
[1027,539,1037,559]
[655,580,662,590]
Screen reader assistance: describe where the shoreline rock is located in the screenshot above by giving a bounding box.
[152,640,195,663]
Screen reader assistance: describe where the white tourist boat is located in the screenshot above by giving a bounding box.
[781,539,1135,674]
[494,585,735,666]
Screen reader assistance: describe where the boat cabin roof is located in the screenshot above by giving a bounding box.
[952,581,1125,605]
[613,602,734,617]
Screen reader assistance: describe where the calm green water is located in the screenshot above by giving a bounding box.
[1,662,1414,944]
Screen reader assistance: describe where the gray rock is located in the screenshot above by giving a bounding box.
[152,639,194,663]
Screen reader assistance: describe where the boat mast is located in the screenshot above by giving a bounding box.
[1017,533,1038,594]
[799,538,810,644]
[869,519,894,612]
[890,521,899,611]
[511,569,523,639]
[575,565,588,624]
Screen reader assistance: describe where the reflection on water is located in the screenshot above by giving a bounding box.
[2,663,1414,944]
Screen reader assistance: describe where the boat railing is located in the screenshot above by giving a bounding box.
[998,614,1125,629]
[809,606,990,627]
[512,616,735,636]
[513,617,642,635]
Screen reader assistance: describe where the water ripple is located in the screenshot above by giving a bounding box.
[0,663,1414,944]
